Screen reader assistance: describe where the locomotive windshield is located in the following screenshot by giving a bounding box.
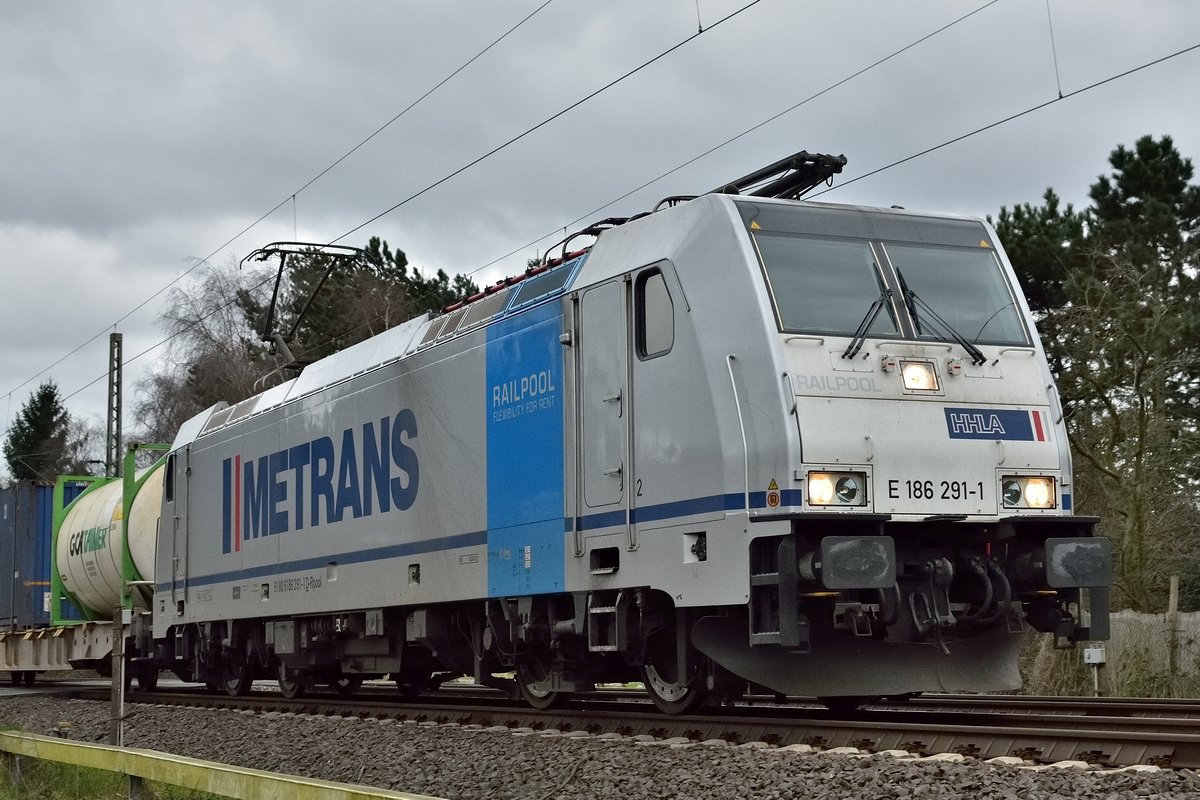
[753,233,898,337]
[884,243,1028,346]
[750,230,1030,347]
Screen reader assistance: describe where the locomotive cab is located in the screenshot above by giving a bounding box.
[565,189,1109,705]
[678,196,1109,699]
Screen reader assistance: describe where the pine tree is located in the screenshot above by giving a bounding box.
[993,135,1200,611]
[3,381,70,481]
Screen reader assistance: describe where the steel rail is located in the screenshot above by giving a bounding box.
[45,684,1200,769]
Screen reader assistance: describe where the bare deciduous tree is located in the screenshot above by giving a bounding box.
[131,240,480,445]
[131,258,275,443]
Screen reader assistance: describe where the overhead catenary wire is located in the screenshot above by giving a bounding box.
[807,40,1200,199]
[327,0,764,246]
[1046,0,1064,99]
[34,25,1200,413]
[53,1,768,406]
[59,37,1200,408]
[0,0,555,410]
[550,0,1001,244]
[9,0,758,429]
[314,0,1004,312]
[290,0,555,204]
[60,269,283,404]
[17,1,1016,431]
[338,28,1200,333]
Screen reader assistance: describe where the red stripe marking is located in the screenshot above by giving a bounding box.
[234,454,241,552]
[1032,410,1045,441]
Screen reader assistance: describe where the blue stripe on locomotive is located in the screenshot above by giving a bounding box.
[485,301,566,597]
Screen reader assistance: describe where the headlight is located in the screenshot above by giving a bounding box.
[808,474,834,505]
[1024,478,1054,508]
[808,471,868,506]
[1001,476,1056,509]
[900,360,939,392]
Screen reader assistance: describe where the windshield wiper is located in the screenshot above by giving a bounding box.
[903,289,987,365]
[842,289,891,360]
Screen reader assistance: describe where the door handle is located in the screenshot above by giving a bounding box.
[602,390,622,403]
[603,465,623,476]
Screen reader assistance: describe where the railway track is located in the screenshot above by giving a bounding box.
[50,681,1200,770]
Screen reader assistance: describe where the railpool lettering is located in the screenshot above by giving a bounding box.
[793,374,882,393]
[491,370,557,423]
[221,410,418,554]
[492,371,556,407]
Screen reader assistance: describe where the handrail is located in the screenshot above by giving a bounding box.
[726,355,750,513]
[1047,382,1065,424]
[782,372,798,414]
[0,731,443,800]
[874,340,954,352]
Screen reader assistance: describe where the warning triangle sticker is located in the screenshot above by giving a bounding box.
[750,221,761,230]
[980,240,990,247]
[767,478,779,491]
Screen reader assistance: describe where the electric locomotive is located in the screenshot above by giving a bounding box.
[94,151,1109,711]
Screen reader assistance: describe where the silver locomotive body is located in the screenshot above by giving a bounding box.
[151,192,1108,708]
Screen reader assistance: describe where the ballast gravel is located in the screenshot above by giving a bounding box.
[3,694,1200,800]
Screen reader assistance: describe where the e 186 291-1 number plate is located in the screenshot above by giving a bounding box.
[887,478,986,501]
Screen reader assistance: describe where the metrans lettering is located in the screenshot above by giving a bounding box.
[221,411,418,554]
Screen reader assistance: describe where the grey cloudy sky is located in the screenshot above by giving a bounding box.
[2,0,1198,449]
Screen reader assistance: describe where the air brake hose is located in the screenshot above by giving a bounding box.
[876,584,901,627]
[975,561,1013,625]
[955,558,994,623]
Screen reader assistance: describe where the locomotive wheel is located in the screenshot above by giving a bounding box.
[333,674,364,697]
[641,664,706,715]
[279,678,305,699]
[516,658,570,710]
[277,664,306,699]
[641,621,706,715]
[222,652,253,697]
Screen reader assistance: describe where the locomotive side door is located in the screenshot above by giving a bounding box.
[577,280,629,535]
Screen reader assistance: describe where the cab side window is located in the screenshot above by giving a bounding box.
[165,454,175,503]
[635,269,674,359]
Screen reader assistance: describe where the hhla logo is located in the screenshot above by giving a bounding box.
[947,412,1006,435]
[943,408,1048,442]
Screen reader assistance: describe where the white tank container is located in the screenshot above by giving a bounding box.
[56,468,162,616]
